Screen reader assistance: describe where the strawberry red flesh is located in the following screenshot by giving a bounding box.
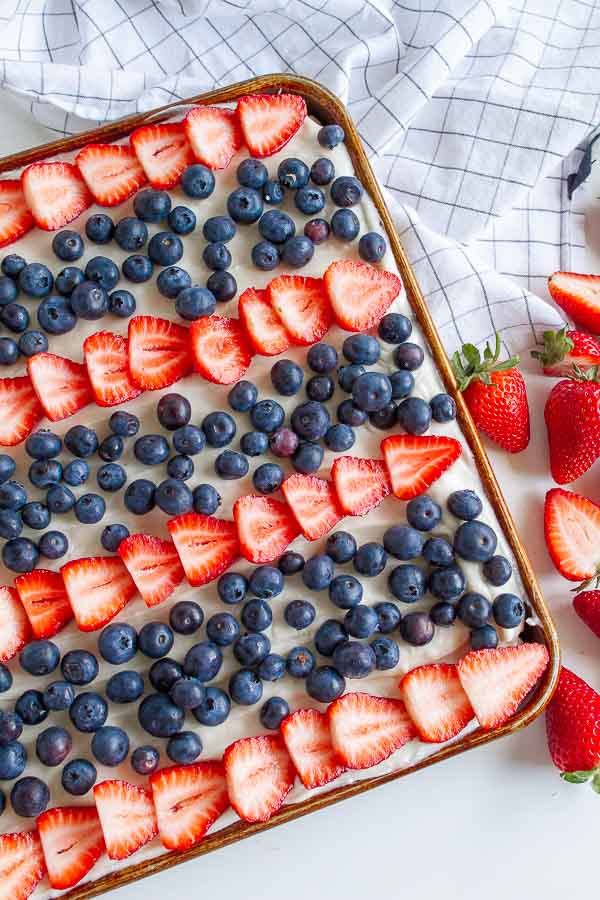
[400,663,474,743]
[233,495,300,564]
[324,260,402,332]
[0,179,34,247]
[238,286,290,356]
[130,123,194,189]
[60,556,137,631]
[280,708,346,789]
[381,434,462,500]
[37,805,105,890]
[331,456,392,516]
[93,779,158,861]
[21,162,92,231]
[190,315,253,385]
[0,585,30,664]
[548,271,600,334]
[27,352,94,422]
[184,106,244,169]
[75,143,147,207]
[281,473,343,540]
[237,93,306,158]
[0,375,43,446]
[224,734,295,823]
[0,830,46,900]
[128,316,192,390]
[544,487,600,585]
[150,761,229,851]
[267,275,332,346]
[167,513,239,586]
[328,692,417,770]
[84,331,142,407]
[14,569,72,640]
[118,533,185,608]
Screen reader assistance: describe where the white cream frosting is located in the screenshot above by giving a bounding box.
[0,112,525,897]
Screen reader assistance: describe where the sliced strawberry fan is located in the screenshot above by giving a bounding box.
[238,286,291,356]
[37,806,105,890]
[400,663,474,743]
[224,735,295,823]
[93,780,158,861]
[331,456,392,516]
[324,260,402,332]
[267,275,332,346]
[128,316,193,390]
[281,473,343,540]
[21,162,92,230]
[381,434,462,500]
[118,533,185,608]
[167,513,240,586]
[280,708,346,789]
[184,106,244,169]
[0,585,31,663]
[14,569,73,640]
[83,331,142,407]
[190,315,253,385]
[27,353,94,422]
[0,179,34,247]
[130,123,194,189]
[233,495,300,564]
[328,692,417,770]
[75,143,147,206]
[0,830,46,900]
[60,556,137,631]
[237,93,306,158]
[0,375,43,446]
[150,761,229,850]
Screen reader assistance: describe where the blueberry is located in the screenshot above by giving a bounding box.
[229,669,263,705]
[53,265,83,298]
[11,777,49,817]
[98,622,137,665]
[396,397,432,435]
[2,537,38,573]
[263,179,284,205]
[406,495,441,531]
[184,641,223,682]
[131,746,160,776]
[284,599,316,630]
[374,601,402,634]
[38,530,68,559]
[228,380,258,412]
[253,462,284,494]
[169,677,206,710]
[292,440,324,474]
[52,229,84,262]
[277,157,309,188]
[352,372,392,412]
[259,209,295,244]
[331,175,363,207]
[457,592,492,629]
[306,665,346,702]
[1,482,29,511]
[29,459,62,489]
[241,598,273,632]
[343,334,381,365]
[249,565,283,599]
[354,542,387,577]
[332,641,375,678]
[138,694,185,738]
[430,601,457,626]
[358,231,386,263]
[394,342,424,371]
[0,712,22,744]
[134,189,172,223]
[0,509,21,539]
[345,605,378,639]
[169,601,203,637]
[314,619,348,656]
[64,424,98,458]
[115,217,148,251]
[295,186,325,215]
[324,424,355,452]
[85,255,120,291]
[148,232,184,268]
[69,279,109,320]
[373,637,401,671]
[286,646,315,678]
[134,434,170,465]
[447,490,483,521]
[214,450,249,480]
[86,213,115,243]
[74,493,105,523]
[326,531,357,564]
[0,302,29,333]
[291,400,330,441]
[18,263,53,298]
[26,430,62,460]
[470,624,499,650]
[383,525,423,561]
[98,434,124,462]
[156,266,192,299]
[237,158,268,189]
[278,551,305,575]
[492,593,524,628]
[182,164,215,199]
[1,254,26,278]
[0,667,12,695]
[454,520,497,562]
[37,294,77,334]
[338,363,365,393]
[15,690,47,726]
[304,218,330,243]
[318,124,345,148]
[168,205,196,235]
[192,687,231,726]
[233,633,271,668]
[329,574,363,609]
[250,399,284,434]
[36,726,72,767]
[388,564,428,603]
[302,554,335,590]
[0,337,18,364]
[139,622,174,659]
[257,654,286,682]
[106,671,144,704]
[307,342,338,373]
[175,282,216,317]
[20,640,59,677]
[122,254,153,283]
[429,564,466,602]
[124,478,156,515]
[62,758,97,795]
[173,424,205,455]
[307,374,334,402]
[430,393,457,423]
[61,649,99,686]
[192,483,220,515]
[203,241,232,271]
[69,692,108,733]
[206,613,240,647]
[240,431,268,456]
[281,235,314,267]
[400,611,434,646]
[227,186,263,224]
[423,536,454,567]
[203,216,236,243]
[207,270,237,302]
[166,731,202,764]
[0,455,16,484]
[379,312,412,344]
[92,726,130,766]
[310,157,335,185]
[0,741,26,780]
[390,371,414,400]
[202,410,236,447]
[109,410,139,437]
[260,697,290,730]
[251,240,279,270]
[483,555,512,586]
[149,658,183,694]
[167,454,194,481]
[43,681,75,711]
[269,428,299,458]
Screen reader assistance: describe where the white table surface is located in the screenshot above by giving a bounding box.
[1,89,597,900]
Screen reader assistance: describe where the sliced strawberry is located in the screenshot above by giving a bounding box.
[381,434,462,501]
[238,286,290,356]
[0,585,30,663]
[75,143,147,207]
[548,271,600,334]
[0,180,34,247]
[457,643,549,730]
[331,456,392,516]
[21,162,92,231]
[544,488,600,585]
[150,762,229,851]
[400,663,474,743]
[324,260,402,332]
[0,830,46,900]
[224,735,295,823]
[267,275,332,346]
[83,331,142,407]
[184,106,244,170]
[327,692,417,770]
[167,513,239,586]
[280,708,346,789]
[93,779,158,861]
[237,93,306,158]
[27,353,93,422]
[0,375,43,446]
[118,533,184,608]
[14,569,72,640]
[233,495,300,564]
[128,316,192,390]
[60,556,137,631]
[37,806,105,891]
[190,316,253,385]
[281,473,343,540]
[130,123,194,189]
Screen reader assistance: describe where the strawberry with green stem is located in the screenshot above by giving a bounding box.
[544,366,600,484]
[531,326,600,377]
[546,667,600,792]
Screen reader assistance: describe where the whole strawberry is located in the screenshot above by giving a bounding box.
[531,326,600,377]
[544,367,600,483]
[546,667,600,787]
[573,591,600,639]
[451,333,530,452]
[548,271,600,334]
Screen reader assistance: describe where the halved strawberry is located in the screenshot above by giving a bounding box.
[60,556,137,631]
[75,143,147,207]
[130,123,194,189]
[327,692,417,770]
[0,586,31,663]
[267,275,332,345]
[400,663,474,743]
[27,353,93,422]
[184,106,244,170]
[37,806,105,891]
[128,316,192,390]
[544,488,600,586]
[280,708,346,789]
[573,590,600,639]
[531,326,600,377]
[224,735,295,823]
[83,331,142,407]
[0,375,43,446]
[150,762,229,851]
[233,495,300,564]
[456,643,549,730]
[0,180,34,247]
[167,513,239,586]
[14,569,73,640]
[548,271,600,334]
[21,162,92,231]
[237,93,306,158]
[93,780,158,861]
[0,830,46,900]
[238,286,290,356]
[331,456,392,516]
[381,434,462,500]
[190,316,253,385]
[118,533,185,608]
[281,473,343,540]
[324,260,402,332]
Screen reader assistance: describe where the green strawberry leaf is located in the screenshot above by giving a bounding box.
[591,773,600,794]
[561,770,595,784]
[452,332,520,392]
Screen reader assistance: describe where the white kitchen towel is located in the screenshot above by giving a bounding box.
[0,0,598,354]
